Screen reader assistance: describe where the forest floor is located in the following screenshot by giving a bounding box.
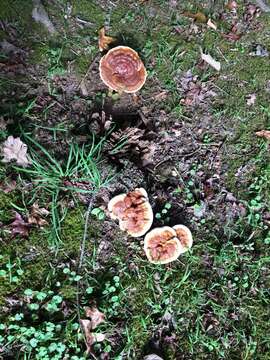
[0,1,270,359]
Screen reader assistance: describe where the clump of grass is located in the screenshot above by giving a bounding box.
[14,133,113,246]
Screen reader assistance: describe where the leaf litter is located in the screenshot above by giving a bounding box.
[80,306,106,354]
[1,136,31,167]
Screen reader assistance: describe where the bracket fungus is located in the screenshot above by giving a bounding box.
[144,225,193,264]
[99,46,147,93]
[173,224,193,253]
[108,188,153,237]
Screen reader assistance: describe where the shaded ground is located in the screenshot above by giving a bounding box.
[0,0,270,359]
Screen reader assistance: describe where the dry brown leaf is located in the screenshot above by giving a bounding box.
[98,27,115,51]
[80,319,106,354]
[207,18,217,30]
[28,203,49,227]
[183,11,207,23]
[10,212,31,238]
[255,130,270,140]
[2,136,31,167]
[85,306,105,329]
[200,50,221,71]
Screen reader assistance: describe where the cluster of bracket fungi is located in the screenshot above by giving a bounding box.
[108,188,193,265]
[99,30,193,264]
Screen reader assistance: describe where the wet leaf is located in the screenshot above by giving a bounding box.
[98,27,115,51]
[1,136,31,167]
[85,306,105,329]
[255,130,270,140]
[10,212,30,238]
[200,50,221,71]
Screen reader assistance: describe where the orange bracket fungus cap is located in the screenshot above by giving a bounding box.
[173,225,193,253]
[99,46,147,93]
[108,188,153,237]
[144,226,184,264]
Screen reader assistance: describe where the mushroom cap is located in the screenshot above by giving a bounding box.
[99,46,147,93]
[144,226,184,264]
[173,225,193,253]
[108,193,126,220]
[107,188,153,237]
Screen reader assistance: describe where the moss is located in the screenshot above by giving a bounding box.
[0,248,50,305]
[70,0,104,27]
[60,284,77,301]
[0,190,18,223]
[0,0,33,30]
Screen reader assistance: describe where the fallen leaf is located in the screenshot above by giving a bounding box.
[207,18,217,30]
[255,130,270,140]
[1,136,31,167]
[10,212,30,238]
[183,11,207,23]
[80,319,106,354]
[246,93,256,106]
[85,306,105,329]
[28,203,49,227]
[98,27,115,51]
[200,50,221,71]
